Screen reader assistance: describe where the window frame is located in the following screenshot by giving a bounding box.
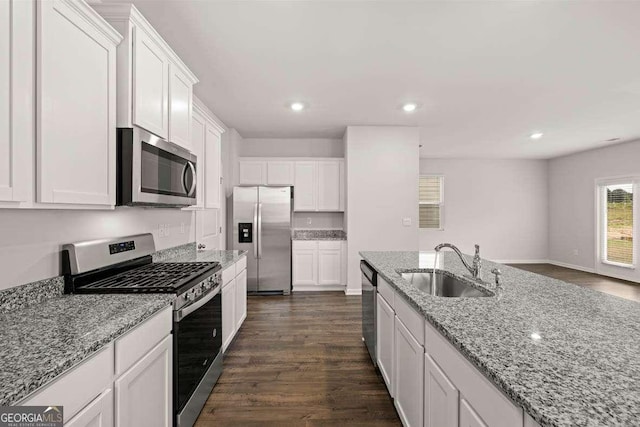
[596,176,638,269]
[419,174,444,231]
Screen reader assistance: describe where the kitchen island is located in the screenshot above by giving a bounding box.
[360,251,640,427]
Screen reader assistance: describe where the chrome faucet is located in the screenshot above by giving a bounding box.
[434,243,482,280]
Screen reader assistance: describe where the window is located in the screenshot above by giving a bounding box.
[598,180,634,266]
[419,175,443,229]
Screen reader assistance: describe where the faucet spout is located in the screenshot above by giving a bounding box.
[434,243,482,280]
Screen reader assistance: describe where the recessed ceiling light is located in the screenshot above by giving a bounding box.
[530,332,542,341]
[402,103,417,113]
[606,138,621,142]
[530,132,544,140]
[290,102,305,111]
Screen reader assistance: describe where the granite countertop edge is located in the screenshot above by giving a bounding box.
[292,229,347,241]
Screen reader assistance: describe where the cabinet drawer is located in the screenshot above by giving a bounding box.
[115,306,172,376]
[377,276,395,308]
[22,344,113,421]
[235,256,247,275]
[293,240,317,250]
[318,240,342,250]
[425,321,523,427]
[222,264,235,286]
[394,294,424,346]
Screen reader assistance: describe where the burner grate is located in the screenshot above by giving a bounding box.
[80,262,219,292]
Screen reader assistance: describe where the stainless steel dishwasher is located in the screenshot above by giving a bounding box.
[361,260,377,366]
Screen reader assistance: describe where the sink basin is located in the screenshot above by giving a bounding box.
[401,271,493,297]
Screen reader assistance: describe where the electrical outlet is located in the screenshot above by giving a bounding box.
[164,223,171,237]
[180,222,185,234]
[307,217,312,225]
[158,223,165,238]
[402,217,412,227]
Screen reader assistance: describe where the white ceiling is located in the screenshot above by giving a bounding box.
[126,0,640,159]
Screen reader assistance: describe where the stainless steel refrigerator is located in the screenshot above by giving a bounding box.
[232,186,292,294]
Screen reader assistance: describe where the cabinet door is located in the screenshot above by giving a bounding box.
[376,294,394,397]
[239,161,266,185]
[292,244,318,286]
[168,64,192,149]
[317,160,341,211]
[294,161,317,211]
[65,389,113,427]
[205,125,221,209]
[133,26,169,138]
[222,279,236,352]
[37,0,117,205]
[235,268,247,330]
[196,209,220,250]
[459,398,489,427]
[317,242,342,285]
[0,0,30,203]
[425,354,458,427]
[115,335,172,427]
[267,161,294,185]
[394,317,424,427]
[190,109,206,209]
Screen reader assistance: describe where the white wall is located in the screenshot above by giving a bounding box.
[345,126,420,293]
[548,139,640,281]
[239,138,343,158]
[0,208,194,290]
[292,212,343,229]
[419,159,549,262]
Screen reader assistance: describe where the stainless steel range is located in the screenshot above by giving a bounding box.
[62,234,222,427]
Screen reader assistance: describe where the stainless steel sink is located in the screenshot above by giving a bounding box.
[401,271,493,297]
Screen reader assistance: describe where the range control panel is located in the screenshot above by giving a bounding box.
[109,240,136,255]
[238,223,253,243]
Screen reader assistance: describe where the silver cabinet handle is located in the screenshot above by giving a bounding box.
[253,203,258,258]
[258,203,263,259]
[197,243,206,250]
[174,286,220,322]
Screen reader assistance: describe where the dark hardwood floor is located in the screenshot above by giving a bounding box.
[195,292,401,427]
[507,263,640,302]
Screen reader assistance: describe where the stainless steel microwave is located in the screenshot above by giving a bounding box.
[117,127,197,207]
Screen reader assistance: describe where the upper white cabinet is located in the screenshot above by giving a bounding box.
[0,0,31,203]
[267,161,294,185]
[205,124,222,209]
[294,162,317,211]
[93,4,198,149]
[37,0,122,205]
[317,160,341,211]
[239,161,266,185]
[191,108,207,209]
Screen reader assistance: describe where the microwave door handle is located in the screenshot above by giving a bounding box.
[253,203,258,259]
[258,203,263,259]
[182,161,196,196]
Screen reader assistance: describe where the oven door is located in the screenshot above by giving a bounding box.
[119,127,197,207]
[174,287,222,426]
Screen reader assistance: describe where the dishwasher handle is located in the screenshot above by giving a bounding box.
[360,260,377,286]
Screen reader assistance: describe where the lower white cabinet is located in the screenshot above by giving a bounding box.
[460,398,488,427]
[293,240,346,291]
[65,389,113,427]
[424,354,458,427]
[376,294,394,397]
[222,256,248,353]
[115,335,172,427]
[393,316,424,427]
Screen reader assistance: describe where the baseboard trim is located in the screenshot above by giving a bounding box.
[547,260,596,274]
[293,285,345,292]
[493,259,550,264]
[344,289,362,296]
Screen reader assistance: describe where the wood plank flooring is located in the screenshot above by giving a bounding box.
[507,263,640,302]
[195,292,400,427]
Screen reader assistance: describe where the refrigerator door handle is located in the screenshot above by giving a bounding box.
[253,202,258,259]
[257,203,263,258]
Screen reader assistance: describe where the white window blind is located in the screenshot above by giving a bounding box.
[601,182,634,265]
[419,176,443,229]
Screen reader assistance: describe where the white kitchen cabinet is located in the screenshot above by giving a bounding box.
[169,64,193,149]
[92,4,198,146]
[292,241,318,286]
[222,276,237,352]
[376,294,395,397]
[0,0,31,203]
[317,160,341,211]
[459,398,488,427]
[394,317,424,427]
[65,389,113,427]
[317,241,342,285]
[235,268,247,329]
[294,162,317,211]
[190,108,207,209]
[267,161,295,185]
[239,161,267,185]
[37,0,121,206]
[424,354,458,427]
[132,26,169,139]
[205,124,222,209]
[115,335,172,427]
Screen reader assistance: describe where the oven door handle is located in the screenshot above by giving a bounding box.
[174,286,220,322]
